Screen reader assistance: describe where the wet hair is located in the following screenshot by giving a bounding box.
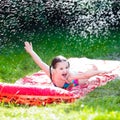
[49,55,70,81]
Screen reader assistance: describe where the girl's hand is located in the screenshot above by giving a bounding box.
[24,41,33,54]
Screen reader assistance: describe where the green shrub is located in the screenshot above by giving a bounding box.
[0,0,119,44]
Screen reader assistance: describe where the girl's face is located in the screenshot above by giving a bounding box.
[53,61,69,80]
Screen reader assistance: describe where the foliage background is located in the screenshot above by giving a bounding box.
[0,0,120,45]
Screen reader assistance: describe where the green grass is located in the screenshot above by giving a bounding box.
[0,30,120,119]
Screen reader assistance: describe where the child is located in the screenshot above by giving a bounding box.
[24,41,108,89]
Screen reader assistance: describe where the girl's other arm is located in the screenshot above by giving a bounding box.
[69,70,108,80]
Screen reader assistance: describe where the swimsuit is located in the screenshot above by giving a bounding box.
[62,79,79,89]
[53,79,79,89]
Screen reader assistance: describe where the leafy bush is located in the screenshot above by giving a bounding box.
[0,0,120,44]
[0,0,47,42]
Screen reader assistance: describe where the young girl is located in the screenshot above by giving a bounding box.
[24,41,108,89]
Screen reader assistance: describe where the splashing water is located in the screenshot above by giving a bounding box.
[45,0,119,38]
[0,0,119,50]
[0,0,120,41]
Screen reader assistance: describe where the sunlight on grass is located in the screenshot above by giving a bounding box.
[0,100,120,120]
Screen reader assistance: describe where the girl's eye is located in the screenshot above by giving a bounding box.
[60,68,63,70]
[66,66,69,69]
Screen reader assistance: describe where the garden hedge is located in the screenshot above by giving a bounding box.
[0,0,120,43]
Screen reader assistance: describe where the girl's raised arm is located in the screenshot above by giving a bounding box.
[24,41,50,76]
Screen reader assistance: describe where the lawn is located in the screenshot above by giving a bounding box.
[0,30,120,120]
